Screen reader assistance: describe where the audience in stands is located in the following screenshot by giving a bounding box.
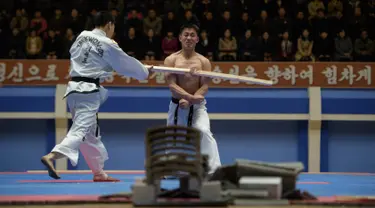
[0,0,374,62]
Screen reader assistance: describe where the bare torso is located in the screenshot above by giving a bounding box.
[170,51,206,97]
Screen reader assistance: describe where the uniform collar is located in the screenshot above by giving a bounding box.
[93,28,107,37]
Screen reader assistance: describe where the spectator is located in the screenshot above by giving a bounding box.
[181,9,200,27]
[25,29,43,59]
[44,29,62,59]
[238,29,259,61]
[292,11,310,40]
[330,11,346,36]
[218,29,237,60]
[308,0,325,19]
[121,27,139,58]
[48,8,66,36]
[8,28,26,59]
[10,8,29,34]
[311,9,331,39]
[161,31,179,58]
[348,7,367,40]
[354,29,374,61]
[194,0,215,20]
[314,31,333,61]
[334,29,353,61]
[125,9,143,35]
[295,29,315,61]
[253,10,273,37]
[218,10,235,37]
[162,11,179,37]
[237,11,253,40]
[278,31,294,61]
[327,0,344,17]
[30,10,47,37]
[196,30,214,60]
[108,0,124,13]
[200,11,216,40]
[259,31,275,61]
[274,7,292,38]
[142,29,161,60]
[66,9,85,36]
[61,28,75,59]
[143,9,162,36]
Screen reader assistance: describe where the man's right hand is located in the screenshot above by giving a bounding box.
[190,94,204,104]
[179,99,190,109]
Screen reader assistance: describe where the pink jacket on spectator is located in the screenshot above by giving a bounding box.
[161,37,178,54]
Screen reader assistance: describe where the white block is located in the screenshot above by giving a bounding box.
[239,177,282,199]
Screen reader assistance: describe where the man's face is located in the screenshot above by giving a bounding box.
[179,28,199,49]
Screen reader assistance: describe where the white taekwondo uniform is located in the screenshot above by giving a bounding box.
[50,28,149,176]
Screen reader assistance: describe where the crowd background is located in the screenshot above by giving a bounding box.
[0,0,374,62]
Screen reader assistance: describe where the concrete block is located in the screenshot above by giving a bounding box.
[200,181,222,201]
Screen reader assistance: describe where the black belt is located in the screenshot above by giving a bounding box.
[172,97,194,127]
[71,77,100,87]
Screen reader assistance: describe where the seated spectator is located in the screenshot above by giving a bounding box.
[354,29,374,61]
[327,0,343,17]
[274,7,292,38]
[310,9,331,40]
[61,28,75,59]
[278,31,294,61]
[218,29,237,60]
[161,31,179,59]
[30,10,48,37]
[196,30,214,60]
[66,9,85,36]
[143,29,161,60]
[125,9,143,34]
[253,10,273,37]
[44,30,62,59]
[238,29,259,61]
[121,27,139,58]
[237,11,253,39]
[25,29,43,59]
[259,31,275,61]
[143,9,162,37]
[180,9,200,27]
[10,8,29,34]
[330,11,346,36]
[292,11,310,41]
[200,11,216,40]
[8,28,26,59]
[314,31,333,61]
[334,29,353,61]
[48,8,66,36]
[162,11,179,37]
[308,0,325,20]
[295,29,315,61]
[348,7,367,40]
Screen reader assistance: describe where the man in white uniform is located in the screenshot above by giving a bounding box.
[164,24,221,175]
[41,12,151,182]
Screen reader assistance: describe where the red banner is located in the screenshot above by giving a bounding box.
[0,60,373,88]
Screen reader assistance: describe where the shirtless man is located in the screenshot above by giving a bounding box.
[164,24,221,174]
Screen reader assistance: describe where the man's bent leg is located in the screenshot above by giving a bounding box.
[192,103,221,174]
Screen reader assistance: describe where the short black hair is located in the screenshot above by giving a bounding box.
[179,23,200,35]
[93,11,116,27]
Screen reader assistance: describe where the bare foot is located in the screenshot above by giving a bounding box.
[41,155,61,180]
[93,175,120,182]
